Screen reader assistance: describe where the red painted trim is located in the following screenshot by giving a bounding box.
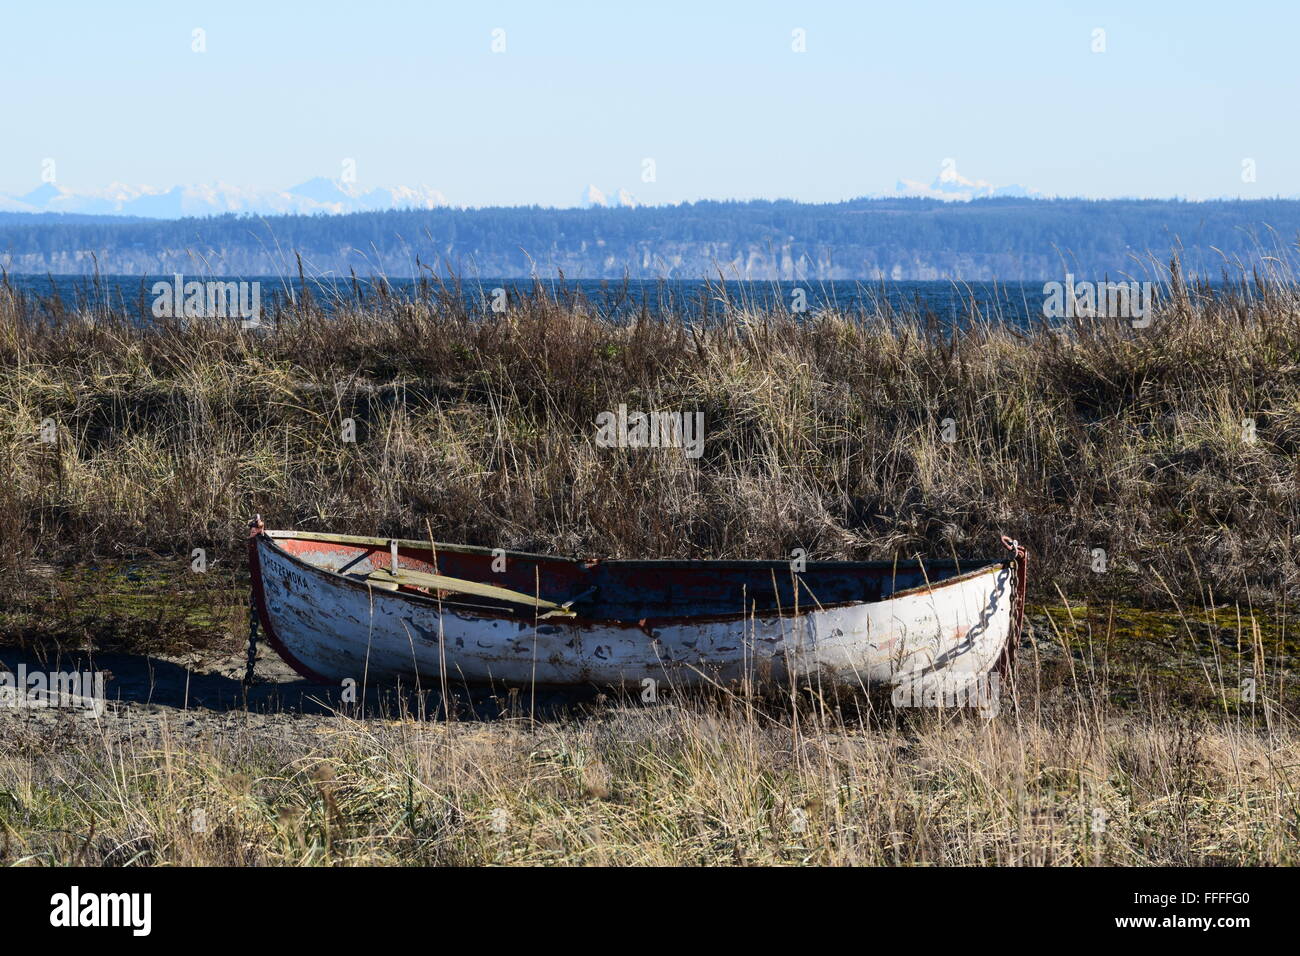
[247,528,333,684]
[266,530,1006,628]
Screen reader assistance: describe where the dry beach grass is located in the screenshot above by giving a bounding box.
[0,269,1296,599]
[2,682,1297,866]
[0,268,1297,865]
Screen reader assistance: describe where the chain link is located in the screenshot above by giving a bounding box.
[997,534,1028,676]
[244,513,265,687]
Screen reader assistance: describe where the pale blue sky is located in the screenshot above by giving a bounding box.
[2,0,1294,205]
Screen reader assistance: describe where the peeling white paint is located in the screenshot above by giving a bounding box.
[257,536,1013,694]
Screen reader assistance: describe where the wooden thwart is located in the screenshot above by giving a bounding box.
[365,567,576,617]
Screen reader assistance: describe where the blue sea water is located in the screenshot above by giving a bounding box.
[4,274,1096,327]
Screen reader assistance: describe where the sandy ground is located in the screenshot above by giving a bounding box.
[0,635,621,749]
[0,643,332,745]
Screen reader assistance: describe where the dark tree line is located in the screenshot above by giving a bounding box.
[2,197,1298,278]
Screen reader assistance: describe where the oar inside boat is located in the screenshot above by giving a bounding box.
[363,567,579,618]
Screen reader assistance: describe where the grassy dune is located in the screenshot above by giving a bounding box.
[0,271,1298,865]
[1,272,1297,600]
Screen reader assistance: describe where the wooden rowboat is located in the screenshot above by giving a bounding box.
[247,519,1026,699]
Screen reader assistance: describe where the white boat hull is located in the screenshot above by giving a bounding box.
[251,531,1021,697]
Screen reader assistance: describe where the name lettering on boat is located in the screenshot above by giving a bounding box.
[270,563,313,594]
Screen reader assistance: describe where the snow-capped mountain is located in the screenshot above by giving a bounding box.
[886,162,1045,201]
[579,184,639,209]
[280,178,448,213]
[0,179,449,218]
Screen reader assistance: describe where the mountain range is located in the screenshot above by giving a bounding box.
[884,161,1046,201]
[577,164,1045,207]
[0,179,449,218]
[579,184,641,209]
[0,163,1042,220]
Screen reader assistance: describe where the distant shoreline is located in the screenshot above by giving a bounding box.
[4,196,1300,280]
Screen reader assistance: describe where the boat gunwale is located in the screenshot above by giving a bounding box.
[259,530,1011,625]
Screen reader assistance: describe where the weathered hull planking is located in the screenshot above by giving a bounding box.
[249,528,1025,696]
